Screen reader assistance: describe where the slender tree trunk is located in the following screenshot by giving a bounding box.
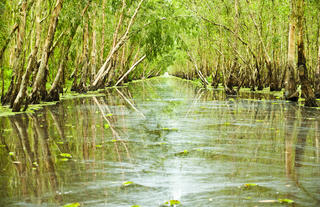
[29,0,64,104]
[47,26,78,101]
[296,0,317,107]
[9,2,30,106]
[2,1,28,105]
[285,0,299,101]
[315,27,320,98]
[91,12,97,84]
[0,24,18,62]
[12,0,41,112]
[100,0,106,66]
[115,54,146,86]
[106,0,126,86]
[90,0,145,90]
[77,14,90,93]
[224,0,239,95]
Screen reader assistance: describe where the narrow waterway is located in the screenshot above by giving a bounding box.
[0,77,320,207]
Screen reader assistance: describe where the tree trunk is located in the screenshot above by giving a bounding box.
[106,0,126,86]
[296,0,317,107]
[315,29,320,98]
[115,55,146,86]
[2,1,28,105]
[91,12,97,84]
[47,22,79,101]
[12,0,42,112]
[0,24,18,62]
[100,0,106,66]
[90,0,145,90]
[29,0,64,104]
[285,0,299,101]
[77,14,90,93]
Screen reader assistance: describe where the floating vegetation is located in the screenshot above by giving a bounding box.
[259,199,295,204]
[122,181,134,187]
[59,158,69,162]
[162,200,181,206]
[278,199,294,204]
[63,202,81,207]
[59,153,72,159]
[175,149,189,156]
[162,128,178,131]
[242,183,258,189]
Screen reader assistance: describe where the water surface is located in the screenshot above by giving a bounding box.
[0,77,320,206]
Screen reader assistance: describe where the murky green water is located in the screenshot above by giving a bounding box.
[0,77,320,207]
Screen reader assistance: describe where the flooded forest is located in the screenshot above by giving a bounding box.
[0,0,320,206]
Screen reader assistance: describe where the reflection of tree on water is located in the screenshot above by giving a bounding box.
[32,111,62,203]
[0,112,63,205]
[93,96,131,163]
[285,106,320,204]
[1,78,320,206]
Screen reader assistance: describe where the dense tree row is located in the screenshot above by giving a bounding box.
[0,0,177,112]
[169,0,320,106]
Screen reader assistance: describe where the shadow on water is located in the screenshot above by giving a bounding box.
[0,77,320,206]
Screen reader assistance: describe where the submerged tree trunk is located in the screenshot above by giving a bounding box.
[29,0,64,104]
[285,0,299,101]
[296,0,317,107]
